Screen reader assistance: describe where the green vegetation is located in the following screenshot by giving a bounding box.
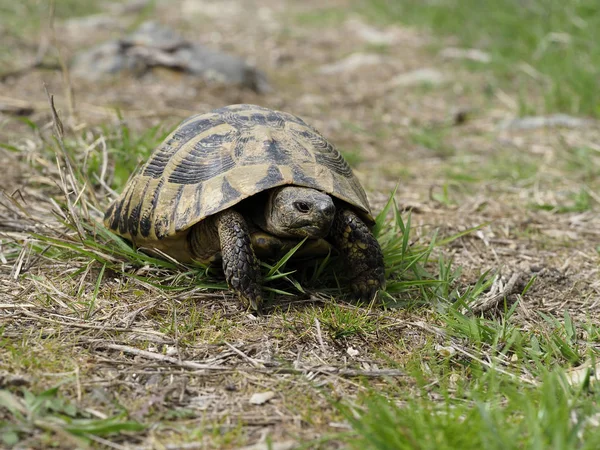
[337,371,600,449]
[363,0,600,117]
[329,307,600,449]
[410,127,455,158]
[0,387,143,447]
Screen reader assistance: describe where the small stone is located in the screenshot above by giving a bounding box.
[345,18,404,46]
[389,68,446,87]
[347,347,359,357]
[448,373,461,389]
[440,47,491,63]
[435,345,456,357]
[249,391,275,405]
[500,114,596,130]
[318,53,383,75]
[565,362,600,387]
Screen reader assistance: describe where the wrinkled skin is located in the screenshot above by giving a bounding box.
[256,186,336,239]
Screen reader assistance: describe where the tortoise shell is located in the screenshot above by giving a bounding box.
[104,104,373,250]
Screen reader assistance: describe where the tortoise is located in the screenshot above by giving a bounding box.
[104,104,385,310]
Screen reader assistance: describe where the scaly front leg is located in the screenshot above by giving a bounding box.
[329,208,385,301]
[215,209,263,310]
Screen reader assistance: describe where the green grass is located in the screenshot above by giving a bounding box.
[362,0,600,117]
[410,127,455,158]
[320,302,378,339]
[321,304,600,449]
[335,370,600,449]
[0,386,144,447]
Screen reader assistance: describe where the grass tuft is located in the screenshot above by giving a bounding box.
[0,386,144,448]
[325,305,600,449]
[334,369,600,450]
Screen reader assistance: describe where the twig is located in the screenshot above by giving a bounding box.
[44,85,87,238]
[234,441,298,450]
[224,341,264,368]
[132,442,209,450]
[98,343,230,371]
[308,367,405,377]
[467,272,524,314]
[314,317,327,353]
[11,243,28,280]
[402,320,447,338]
[85,434,129,450]
[98,136,109,190]
[0,303,36,309]
[0,61,58,83]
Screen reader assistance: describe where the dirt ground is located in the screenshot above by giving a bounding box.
[1,0,599,448]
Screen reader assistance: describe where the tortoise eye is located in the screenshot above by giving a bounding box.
[294,201,310,213]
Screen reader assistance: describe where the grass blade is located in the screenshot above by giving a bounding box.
[266,237,308,277]
[372,184,398,238]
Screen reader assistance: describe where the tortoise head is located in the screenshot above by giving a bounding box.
[260,186,335,239]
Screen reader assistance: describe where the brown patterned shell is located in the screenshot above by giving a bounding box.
[104,104,373,249]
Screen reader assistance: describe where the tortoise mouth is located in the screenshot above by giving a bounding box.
[288,222,331,238]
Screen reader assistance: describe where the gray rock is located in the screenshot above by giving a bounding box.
[389,68,446,87]
[71,41,138,77]
[318,53,383,75]
[501,114,597,130]
[439,47,491,63]
[70,21,270,93]
[345,18,405,46]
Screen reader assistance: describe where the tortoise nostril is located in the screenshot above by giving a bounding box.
[294,201,311,213]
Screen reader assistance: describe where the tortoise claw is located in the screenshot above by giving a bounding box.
[351,271,385,302]
[235,277,263,311]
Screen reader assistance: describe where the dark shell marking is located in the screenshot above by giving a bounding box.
[104,104,372,250]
